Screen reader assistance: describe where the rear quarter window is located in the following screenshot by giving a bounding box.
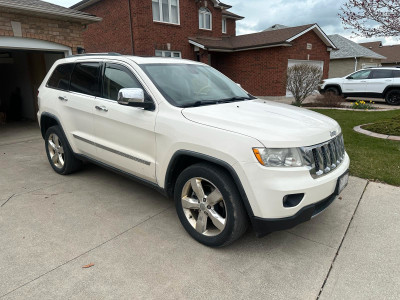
[393,70,400,78]
[47,63,74,90]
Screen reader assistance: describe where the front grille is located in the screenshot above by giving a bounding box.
[302,134,346,178]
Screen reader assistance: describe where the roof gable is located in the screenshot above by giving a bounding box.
[189,24,336,52]
[360,41,400,64]
[329,35,386,60]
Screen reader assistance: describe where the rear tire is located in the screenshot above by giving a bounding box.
[385,89,400,105]
[174,163,248,247]
[45,126,82,175]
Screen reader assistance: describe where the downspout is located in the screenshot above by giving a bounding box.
[128,0,135,55]
[354,57,358,71]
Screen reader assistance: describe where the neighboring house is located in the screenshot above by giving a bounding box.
[0,0,101,122]
[328,34,386,78]
[360,41,400,67]
[71,0,336,97]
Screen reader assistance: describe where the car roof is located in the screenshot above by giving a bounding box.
[61,54,202,65]
[362,67,400,71]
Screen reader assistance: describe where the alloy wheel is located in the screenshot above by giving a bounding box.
[181,177,227,236]
[387,91,400,105]
[47,133,65,169]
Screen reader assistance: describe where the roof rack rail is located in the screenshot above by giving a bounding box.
[68,52,122,57]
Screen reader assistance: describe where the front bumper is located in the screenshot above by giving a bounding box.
[251,170,347,237]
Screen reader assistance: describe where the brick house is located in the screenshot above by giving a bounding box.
[0,0,101,122]
[72,0,336,97]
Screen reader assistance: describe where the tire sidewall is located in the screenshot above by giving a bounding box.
[325,87,339,95]
[385,90,400,105]
[174,164,241,247]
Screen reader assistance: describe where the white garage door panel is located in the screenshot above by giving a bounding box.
[286,59,324,97]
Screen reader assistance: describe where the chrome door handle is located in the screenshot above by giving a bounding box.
[360,81,367,82]
[95,105,108,112]
[58,96,68,101]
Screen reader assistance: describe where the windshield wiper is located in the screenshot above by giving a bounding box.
[181,95,256,108]
[180,100,221,108]
[219,95,256,103]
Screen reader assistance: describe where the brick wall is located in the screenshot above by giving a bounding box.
[81,0,232,59]
[0,10,85,54]
[224,18,236,36]
[76,0,133,54]
[212,30,331,96]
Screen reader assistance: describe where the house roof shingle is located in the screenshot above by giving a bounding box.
[329,34,386,60]
[222,10,244,19]
[0,0,101,23]
[190,24,336,52]
[359,41,400,64]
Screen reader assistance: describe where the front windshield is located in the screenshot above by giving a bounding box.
[139,63,252,107]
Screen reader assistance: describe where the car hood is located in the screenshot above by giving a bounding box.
[181,99,341,147]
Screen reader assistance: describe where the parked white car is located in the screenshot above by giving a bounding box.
[319,67,400,105]
[37,54,350,247]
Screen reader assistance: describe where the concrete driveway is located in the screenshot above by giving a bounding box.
[1,123,399,299]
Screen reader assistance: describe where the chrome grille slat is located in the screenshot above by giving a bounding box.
[303,134,346,178]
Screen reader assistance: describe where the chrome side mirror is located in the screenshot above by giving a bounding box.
[117,88,155,110]
[117,88,145,105]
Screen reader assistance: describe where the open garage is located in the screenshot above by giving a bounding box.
[0,0,100,124]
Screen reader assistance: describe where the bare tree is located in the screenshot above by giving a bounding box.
[286,64,322,106]
[339,0,400,38]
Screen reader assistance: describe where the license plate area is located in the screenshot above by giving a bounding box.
[335,170,349,195]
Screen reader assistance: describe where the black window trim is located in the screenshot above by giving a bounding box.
[98,60,156,106]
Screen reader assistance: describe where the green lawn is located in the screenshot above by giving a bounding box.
[313,109,400,186]
[362,114,400,136]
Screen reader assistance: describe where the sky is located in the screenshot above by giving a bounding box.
[44,0,399,45]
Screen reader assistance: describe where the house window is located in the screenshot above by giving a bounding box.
[152,0,179,24]
[155,50,182,58]
[199,7,212,30]
[222,18,227,33]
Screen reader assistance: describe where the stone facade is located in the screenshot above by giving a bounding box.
[0,10,86,54]
[329,57,383,78]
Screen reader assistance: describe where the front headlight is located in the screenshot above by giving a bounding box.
[252,148,305,167]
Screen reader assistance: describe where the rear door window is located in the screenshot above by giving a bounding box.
[370,69,393,79]
[70,62,101,96]
[47,63,74,90]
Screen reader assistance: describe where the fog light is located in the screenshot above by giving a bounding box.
[283,193,304,208]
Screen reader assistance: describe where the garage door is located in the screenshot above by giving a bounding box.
[286,59,324,97]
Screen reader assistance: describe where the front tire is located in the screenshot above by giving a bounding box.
[174,163,248,247]
[385,89,400,105]
[45,126,82,175]
[325,87,340,96]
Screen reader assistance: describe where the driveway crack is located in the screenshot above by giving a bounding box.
[316,180,369,299]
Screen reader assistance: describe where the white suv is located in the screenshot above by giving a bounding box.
[319,67,400,105]
[37,54,350,247]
